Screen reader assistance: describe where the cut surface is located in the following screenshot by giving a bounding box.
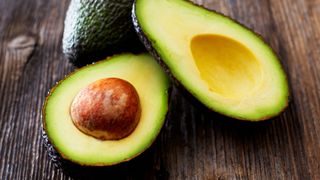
[43,54,169,165]
[134,0,289,120]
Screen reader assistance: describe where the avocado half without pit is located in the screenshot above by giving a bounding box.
[43,53,169,166]
[133,0,289,121]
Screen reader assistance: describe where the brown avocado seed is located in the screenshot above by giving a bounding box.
[70,78,141,140]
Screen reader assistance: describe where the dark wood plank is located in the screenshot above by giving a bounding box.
[0,0,72,179]
[0,0,319,179]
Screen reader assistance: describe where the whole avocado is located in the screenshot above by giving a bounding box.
[62,0,144,66]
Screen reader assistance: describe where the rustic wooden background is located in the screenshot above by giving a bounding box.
[0,0,319,179]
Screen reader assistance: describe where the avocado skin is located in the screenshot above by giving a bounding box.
[63,0,145,66]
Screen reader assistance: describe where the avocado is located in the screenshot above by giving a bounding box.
[62,0,144,66]
[42,53,170,166]
[133,0,289,121]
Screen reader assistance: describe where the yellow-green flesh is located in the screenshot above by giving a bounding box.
[135,0,289,120]
[44,54,169,165]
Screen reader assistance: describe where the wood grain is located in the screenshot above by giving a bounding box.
[0,0,319,179]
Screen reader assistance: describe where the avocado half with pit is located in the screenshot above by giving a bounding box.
[42,53,169,166]
[133,0,289,121]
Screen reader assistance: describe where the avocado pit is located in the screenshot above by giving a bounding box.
[70,78,141,140]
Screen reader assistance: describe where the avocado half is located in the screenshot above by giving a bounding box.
[42,53,170,166]
[133,0,289,121]
[63,0,144,66]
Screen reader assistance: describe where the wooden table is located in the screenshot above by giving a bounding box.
[0,0,319,179]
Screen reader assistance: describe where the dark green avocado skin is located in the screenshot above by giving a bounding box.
[63,0,144,66]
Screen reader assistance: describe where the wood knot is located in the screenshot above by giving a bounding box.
[8,35,37,50]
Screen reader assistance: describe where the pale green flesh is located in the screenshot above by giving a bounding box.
[44,54,169,165]
[135,0,289,120]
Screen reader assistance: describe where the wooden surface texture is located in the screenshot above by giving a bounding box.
[0,0,320,179]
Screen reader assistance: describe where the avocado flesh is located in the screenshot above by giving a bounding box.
[134,0,289,121]
[43,53,169,166]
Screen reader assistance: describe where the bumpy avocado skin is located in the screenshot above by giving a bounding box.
[63,0,144,66]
